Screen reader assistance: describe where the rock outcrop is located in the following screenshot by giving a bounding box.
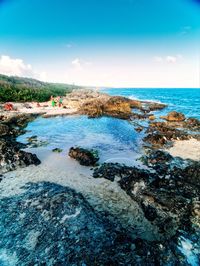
[161,111,186,122]
[0,113,40,174]
[69,147,99,166]
[0,182,191,265]
[0,139,40,174]
[93,162,200,242]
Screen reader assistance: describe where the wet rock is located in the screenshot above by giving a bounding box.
[161,111,186,122]
[0,139,40,174]
[94,162,200,241]
[0,182,137,265]
[185,118,200,130]
[93,163,151,183]
[0,181,190,265]
[149,115,156,121]
[147,150,173,164]
[0,123,10,136]
[143,132,168,147]
[26,136,49,148]
[27,135,37,142]
[173,161,200,187]
[4,113,37,128]
[135,126,144,133]
[131,112,151,120]
[52,148,63,153]
[69,147,99,166]
[147,102,167,111]
[144,122,190,148]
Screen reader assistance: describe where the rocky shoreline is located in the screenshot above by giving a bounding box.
[0,89,200,265]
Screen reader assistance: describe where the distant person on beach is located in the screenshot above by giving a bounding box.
[58,97,63,107]
[51,96,56,107]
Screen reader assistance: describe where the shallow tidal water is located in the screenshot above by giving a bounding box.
[18,115,144,166]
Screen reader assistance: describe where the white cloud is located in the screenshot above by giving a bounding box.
[0,55,33,76]
[72,58,82,69]
[154,54,183,64]
[0,55,46,81]
[71,58,92,70]
[166,56,177,63]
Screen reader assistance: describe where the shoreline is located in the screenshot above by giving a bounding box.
[0,89,200,264]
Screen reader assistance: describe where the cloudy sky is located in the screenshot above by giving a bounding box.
[0,0,200,87]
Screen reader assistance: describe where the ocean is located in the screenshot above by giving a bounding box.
[103,88,200,119]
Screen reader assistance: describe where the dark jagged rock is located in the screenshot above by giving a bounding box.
[140,102,167,113]
[0,113,41,173]
[52,148,63,153]
[0,182,142,265]
[135,126,144,133]
[93,162,200,242]
[131,112,151,120]
[173,161,200,187]
[0,139,40,174]
[93,163,151,182]
[185,117,200,131]
[0,123,10,136]
[0,182,190,265]
[69,147,99,166]
[26,135,49,148]
[2,113,37,128]
[144,121,191,148]
[161,111,186,122]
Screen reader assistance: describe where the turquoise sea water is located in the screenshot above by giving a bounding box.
[104,88,200,119]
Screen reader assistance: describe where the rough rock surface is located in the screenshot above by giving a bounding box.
[0,113,40,174]
[0,139,40,174]
[93,162,200,242]
[161,111,186,122]
[144,121,192,148]
[69,147,99,166]
[80,96,133,119]
[0,182,190,265]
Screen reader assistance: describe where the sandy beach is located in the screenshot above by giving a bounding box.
[166,139,200,161]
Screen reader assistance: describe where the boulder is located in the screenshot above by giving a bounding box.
[161,111,185,122]
[149,115,156,121]
[69,147,99,166]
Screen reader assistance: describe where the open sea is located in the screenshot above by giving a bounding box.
[103,88,200,119]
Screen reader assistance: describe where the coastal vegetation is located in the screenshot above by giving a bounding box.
[0,74,79,102]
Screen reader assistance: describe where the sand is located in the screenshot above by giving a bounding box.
[166,138,200,161]
[9,102,78,117]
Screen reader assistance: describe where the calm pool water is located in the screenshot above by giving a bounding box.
[18,115,144,165]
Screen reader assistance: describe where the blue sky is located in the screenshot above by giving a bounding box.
[0,0,199,87]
